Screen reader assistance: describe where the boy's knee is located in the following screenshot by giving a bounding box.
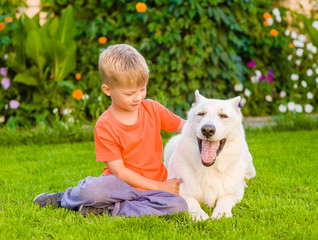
[173,195,189,212]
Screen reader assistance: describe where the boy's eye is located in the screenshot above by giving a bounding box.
[197,112,206,117]
[219,113,228,119]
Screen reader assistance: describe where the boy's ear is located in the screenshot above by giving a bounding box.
[102,84,111,96]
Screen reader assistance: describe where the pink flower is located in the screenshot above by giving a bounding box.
[1,77,10,90]
[248,60,256,68]
[268,75,273,83]
[9,100,20,109]
[260,75,266,81]
[0,67,7,76]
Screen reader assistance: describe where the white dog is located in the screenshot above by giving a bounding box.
[164,90,256,221]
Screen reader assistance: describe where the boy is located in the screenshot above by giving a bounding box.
[34,44,188,217]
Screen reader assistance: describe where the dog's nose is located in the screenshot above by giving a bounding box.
[201,124,216,138]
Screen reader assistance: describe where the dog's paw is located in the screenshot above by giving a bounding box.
[191,211,209,222]
[211,208,233,219]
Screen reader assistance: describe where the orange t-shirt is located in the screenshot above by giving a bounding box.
[94,99,181,189]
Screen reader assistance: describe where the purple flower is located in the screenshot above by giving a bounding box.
[1,77,10,90]
[0,67,7,76]
[268,75,273,83]
[9,100,20,109]
[271,90,275,95]
[260,75,266,81]
[268,69,274,76]
[248,60,256,68]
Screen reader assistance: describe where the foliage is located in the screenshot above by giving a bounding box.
[1,0,318,128]
[239,7,318,116]
[1,130,318,239]
[0,5,77,127]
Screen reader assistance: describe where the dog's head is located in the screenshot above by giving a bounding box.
[186,90,243,167]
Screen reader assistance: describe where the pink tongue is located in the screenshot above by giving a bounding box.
[201,140,219,164]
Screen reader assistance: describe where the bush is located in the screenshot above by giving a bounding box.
[1,0,318,128]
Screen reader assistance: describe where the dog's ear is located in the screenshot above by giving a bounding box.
[194,90,205,103]
[231,96,241,110]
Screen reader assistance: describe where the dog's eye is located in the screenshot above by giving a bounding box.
[219,113,228,119]
[197,112,206,117]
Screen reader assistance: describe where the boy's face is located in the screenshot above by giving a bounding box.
[102,83,147,113]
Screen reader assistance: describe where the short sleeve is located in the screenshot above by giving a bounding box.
[94,125,122,162]
[154,101,181,132]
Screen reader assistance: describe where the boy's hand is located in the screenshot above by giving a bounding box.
[159,178,183,195]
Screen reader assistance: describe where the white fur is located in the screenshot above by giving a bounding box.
[164,90,256,221]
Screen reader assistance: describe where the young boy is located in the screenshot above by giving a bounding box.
[34,44,188,217]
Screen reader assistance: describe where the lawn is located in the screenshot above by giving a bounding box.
[0,130,317,239]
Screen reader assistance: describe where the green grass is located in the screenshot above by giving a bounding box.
[1,130,317,239]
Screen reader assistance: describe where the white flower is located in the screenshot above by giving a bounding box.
[310,46,317,54]
[250,76,257,84]
[62,108,72,115]
[0,115,5,123]
[306,42,313,51]
[244,89,251,97]
[280,91,287,98]
[82,94,89,100]
[234,83,243,92]
[287,55,292,61]
[254,70,262,78]
[53,108,59,114]
[307,92,313,99]
[240,97,247,107]
[293,84,298,89]
[295,59,301,66]
[68,117,75,123]
[291,73,299,81]
[296,49,304,57]
[291,31,297,39]
[285,29,290,36]
[316,77,318,84]
[98,96,102,101]
[293,40,304,48]
[305,104,313,113]
[309,54,313,59]
[313,20,318,30]
[287,102,296,111]
[267,18,274,26]
[306,43,317,54]
[306,69,313,77]
[278,104,287,113]
[295,104,303,113]
[265,95,272,102]
[272,8,280,16]
[298,34,306,42]
[4,54,8,60]
[301,80,307,88]
[276,15,282,23]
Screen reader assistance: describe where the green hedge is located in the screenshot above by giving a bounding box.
[1,0,317,128]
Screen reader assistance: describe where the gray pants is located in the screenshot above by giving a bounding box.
[61,174,188,217]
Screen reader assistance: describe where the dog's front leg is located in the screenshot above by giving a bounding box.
[182,194,209,221]
[211,195,239,219]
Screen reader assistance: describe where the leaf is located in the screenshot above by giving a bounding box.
[13,73,39,86]
[56,5,76,46]
[58,80,74,89]
[25,30,46,72]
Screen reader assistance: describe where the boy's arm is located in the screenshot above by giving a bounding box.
[175,119,186,133]
[107,159,182,194]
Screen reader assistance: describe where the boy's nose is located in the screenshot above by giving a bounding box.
[134,93,142,101]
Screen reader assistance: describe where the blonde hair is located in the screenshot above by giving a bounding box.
[99,44,149,88]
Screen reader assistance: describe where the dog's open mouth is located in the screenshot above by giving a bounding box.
[198,138,226,166]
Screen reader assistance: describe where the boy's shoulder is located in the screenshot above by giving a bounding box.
[141,99,163,110]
